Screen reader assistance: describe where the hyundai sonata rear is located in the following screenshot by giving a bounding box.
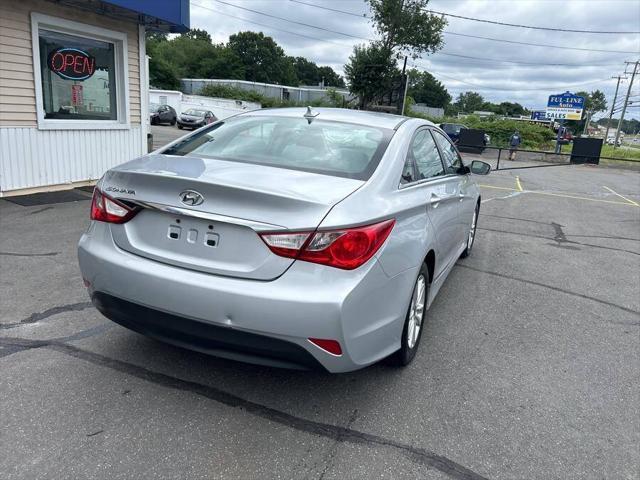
[78,108,481,372]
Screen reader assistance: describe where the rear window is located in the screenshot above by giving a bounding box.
[163,115,393,180]
[441,124,464,134]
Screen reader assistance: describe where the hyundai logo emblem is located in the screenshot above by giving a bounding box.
[179,190,204,206]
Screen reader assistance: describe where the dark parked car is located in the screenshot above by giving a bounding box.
[177,109,218,130]
[439,123,490,149]
[149,103,176,125]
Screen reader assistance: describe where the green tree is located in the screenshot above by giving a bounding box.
[346,0,446,108]
[148,56,180,90]
[292,57,319,85]
[147,31,168,43]
[317,66,345,88]
[568,89,607,133]
[368,0,446,59]
[198,45,245,80]
[453,91,485,113]
[407,69,450,108]
[344,43,399,108]
[227,31,297,85]
[180,28,212,43]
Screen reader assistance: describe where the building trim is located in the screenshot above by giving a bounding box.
[138,24,148,151]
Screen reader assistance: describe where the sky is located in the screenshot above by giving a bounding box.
[188,0,640,119]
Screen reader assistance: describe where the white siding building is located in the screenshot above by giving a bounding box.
[0,0,189,196]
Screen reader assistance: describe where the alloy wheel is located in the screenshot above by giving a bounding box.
[468,206,478,250]
[407,274,426,349]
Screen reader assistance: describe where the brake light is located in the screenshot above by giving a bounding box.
[260,219,395,270]
[90,188,138,224]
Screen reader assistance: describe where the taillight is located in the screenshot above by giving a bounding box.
[259,219,395,270]
[90,188,138,224]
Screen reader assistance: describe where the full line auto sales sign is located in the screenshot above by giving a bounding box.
[545,91,585,121]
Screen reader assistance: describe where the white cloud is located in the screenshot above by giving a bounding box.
[188,0,640,118]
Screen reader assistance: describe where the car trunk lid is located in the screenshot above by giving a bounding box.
[101,154,364,280]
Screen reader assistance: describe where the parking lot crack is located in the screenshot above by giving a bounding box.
[0,251,59,257]
[478,227,640,256]
[0,302,93,330]
[457,264,640,322]
[0,336,489,480]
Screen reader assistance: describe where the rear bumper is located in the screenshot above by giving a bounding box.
[78,222,417,372]
[91,291,325,370]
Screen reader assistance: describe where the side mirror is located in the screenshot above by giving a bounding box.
[470,160,491,175]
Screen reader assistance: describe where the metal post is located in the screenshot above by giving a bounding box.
[604,75,624,144]
[554,120,564,154]
[496,148,501,170]
[615,60,638,149]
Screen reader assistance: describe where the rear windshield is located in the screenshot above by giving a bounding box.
[163,115,393,180]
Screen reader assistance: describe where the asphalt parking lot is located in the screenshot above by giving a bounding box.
[1,149,639,478]
[151,123,187,149]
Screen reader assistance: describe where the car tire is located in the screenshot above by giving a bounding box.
[390,263,429,367]
[460,202,479,258]
[177,125,183,129]
[170,117,176,126]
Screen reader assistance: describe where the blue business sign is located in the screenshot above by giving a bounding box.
[531,110,547,120]
[547,91,585,110]
[546,91,585,120]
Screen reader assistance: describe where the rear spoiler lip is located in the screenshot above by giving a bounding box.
[127,199,288,232]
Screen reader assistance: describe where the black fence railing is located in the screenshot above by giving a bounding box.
[456,144,639,171]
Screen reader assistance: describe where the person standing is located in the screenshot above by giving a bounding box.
[509,130,522,161]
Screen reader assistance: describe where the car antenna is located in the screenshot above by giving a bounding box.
[303,106,319,124]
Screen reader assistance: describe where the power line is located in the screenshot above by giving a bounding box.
[290,0,366,18]
[210,0,366,40]
[427,52,624,68]
[413,64,611,92]
[444,31,637,54]
[424,9,640,35]
[193,2,625,68]
[285,0,638,54]
[292,0,640,35]
[191,2,351,46]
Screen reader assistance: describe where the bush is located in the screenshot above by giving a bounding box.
[199,84,346,109]
[464,117,555,149]
[405,111,555,149]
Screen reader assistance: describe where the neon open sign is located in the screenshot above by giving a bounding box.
[47,48,96,81]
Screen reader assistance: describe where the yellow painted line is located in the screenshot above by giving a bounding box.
[479,184,519,191]
[603,185,639,206]
[527,190,638,207]
[515,176,523,192]
[479,184,638,207]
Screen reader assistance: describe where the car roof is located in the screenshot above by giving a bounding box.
[246,107,423,130]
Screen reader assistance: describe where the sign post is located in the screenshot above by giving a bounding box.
[546,91,584,154]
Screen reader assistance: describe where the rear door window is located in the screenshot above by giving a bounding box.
[432,130,464,174]
[411,129,444,180]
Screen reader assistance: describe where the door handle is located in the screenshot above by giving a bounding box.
[459,192,465,202]
[429,193,441,207]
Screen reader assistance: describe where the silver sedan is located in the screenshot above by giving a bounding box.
[78,108,490,372]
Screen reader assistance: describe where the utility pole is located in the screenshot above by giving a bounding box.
[614,60,639,149]
[604,75,625,144]
[400,56,409,115]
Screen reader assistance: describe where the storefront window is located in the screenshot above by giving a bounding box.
[39,29,117,120]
